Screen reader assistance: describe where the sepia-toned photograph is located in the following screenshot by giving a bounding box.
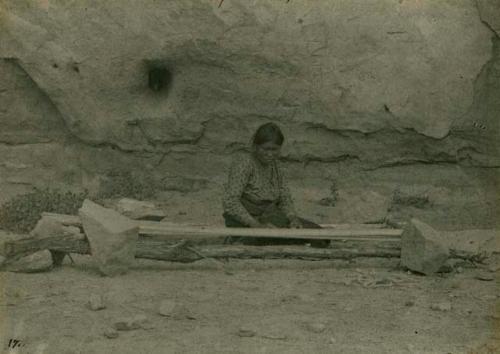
[0,0,498,353]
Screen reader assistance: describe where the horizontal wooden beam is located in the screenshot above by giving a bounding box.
[139,223,402,242]
[40,213,403,242]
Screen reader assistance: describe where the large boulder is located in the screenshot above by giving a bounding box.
[401,218,449,275]
[79,199,139,276]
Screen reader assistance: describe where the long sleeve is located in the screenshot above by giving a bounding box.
[222,157,258,226]
[277,164,297,218]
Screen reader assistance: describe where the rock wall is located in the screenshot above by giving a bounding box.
[0,0,498,228]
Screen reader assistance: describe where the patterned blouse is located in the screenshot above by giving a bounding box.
[222,153,296,226]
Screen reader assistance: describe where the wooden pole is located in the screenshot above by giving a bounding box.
[3,233,401,262]
[39,212,403,242]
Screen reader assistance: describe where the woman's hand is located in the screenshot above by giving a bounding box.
[289,216,303,229]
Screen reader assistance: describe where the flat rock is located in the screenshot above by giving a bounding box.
[79,199,139,276]
[113,315,148,331]
[158,300,194,320]
[30,215,83,239]
[115,198,166,221]
[401,218,449,275]
[2,250,53,273]
[88,294,106,311]
[237,328,256,338]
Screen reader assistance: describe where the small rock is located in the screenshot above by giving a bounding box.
[430,302,452,312]
[237,328,256,337]
[456,267,464,274]
[158,300,194,320]
[88,294,106,311]
[306,322,327,333]
[375,278,393,286]
[113,315,148,331]
[261,333,287,341]
[405,300,415,307]
[342,279,353,286]
[475,273,494,281]
[438,264,454,273]
[2,250,53,273]
[103,328,119,339]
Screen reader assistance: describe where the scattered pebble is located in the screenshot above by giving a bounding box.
[113,314,148,331]
[375,278,393,286]
[261,334,287,341]
[430,302,452,312]
[237,328,256,337]
[103,328,119,339]
[456,267,463,274]
[305,322,327,333]
[158,300,195,320]
[88,294,106,311]
[405,300,415,307]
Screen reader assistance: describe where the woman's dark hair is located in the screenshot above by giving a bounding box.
[252,123,285,146]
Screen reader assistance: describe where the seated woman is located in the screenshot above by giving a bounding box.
[222,122,328,247]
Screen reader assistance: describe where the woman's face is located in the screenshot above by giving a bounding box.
[254,141,282,165]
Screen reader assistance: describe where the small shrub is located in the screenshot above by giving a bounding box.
[96,169,160,200]
[0,188,88,233]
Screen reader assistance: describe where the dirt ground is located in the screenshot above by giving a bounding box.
[0,255,498,354]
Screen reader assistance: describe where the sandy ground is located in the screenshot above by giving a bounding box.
[0,256,498,354]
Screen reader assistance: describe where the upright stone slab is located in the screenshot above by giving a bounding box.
[79,199,139,276]
[401,218,449,275]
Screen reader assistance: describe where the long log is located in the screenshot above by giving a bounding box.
[3,232,401,262]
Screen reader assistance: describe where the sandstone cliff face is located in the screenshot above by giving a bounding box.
[0,0,498,228]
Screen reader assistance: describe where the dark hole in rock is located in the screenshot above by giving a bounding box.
[148,66,172,92]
